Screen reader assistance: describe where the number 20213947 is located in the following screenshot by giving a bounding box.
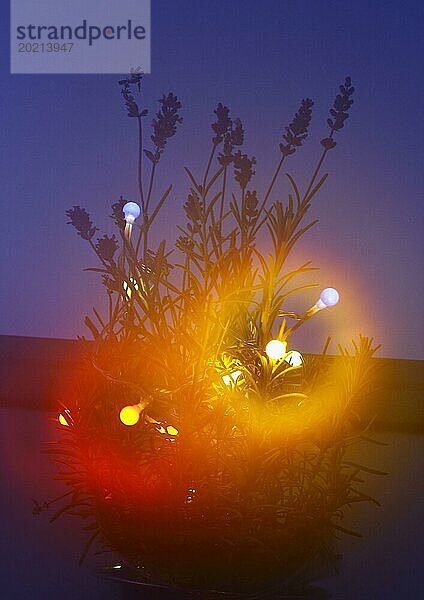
[18,42,74,52]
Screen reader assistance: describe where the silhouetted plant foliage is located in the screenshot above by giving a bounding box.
[118,73,146,118]
[150,92,183,159]
[66,206,97,241]
[53,75,384,597]
[212,102,232,145]
[110,195,126,231]
[95,234,118,264]
[279,98,314,156]
[233,150,256,189]
[321,76,355,150]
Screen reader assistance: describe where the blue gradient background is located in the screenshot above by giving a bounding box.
[1,0,423,359]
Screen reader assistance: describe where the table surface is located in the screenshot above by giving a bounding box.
[1,408,423,600]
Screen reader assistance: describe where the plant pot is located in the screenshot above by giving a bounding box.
[93,495,339,598]
[100,566,331,599]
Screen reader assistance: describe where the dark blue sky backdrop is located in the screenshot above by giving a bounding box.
[1,0,423,359]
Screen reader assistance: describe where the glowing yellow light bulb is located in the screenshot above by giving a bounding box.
[285,350,303,367]
[119,404,142,426]
[58,413,69,426]
[166,425,179,436]
[265,339,287,360]
[222,370,242,386]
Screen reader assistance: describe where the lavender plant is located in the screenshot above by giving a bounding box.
[45,76,383,598]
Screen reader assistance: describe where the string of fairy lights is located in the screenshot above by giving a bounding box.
[58,201,339,429]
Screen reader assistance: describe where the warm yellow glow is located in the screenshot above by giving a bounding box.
[166,425,179,436]
[130,276,139,291]
[112,565,122,569]
[122,276,140,300]
[119,404,141,426]
[122,280,131,299]
[58,413,69,426]
[265,339,287,360]
[222,370,242,386]
[156,425,167,434]
[285,350,303,367]
[145,414,161,425]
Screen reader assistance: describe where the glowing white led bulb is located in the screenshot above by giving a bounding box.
[316,287,339,309]
[222,370,242,386]
[304,287,340,321]
[122,202,141,241]
[284,350,303,367]
[123,202,141,224]
[265,339,287,360]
